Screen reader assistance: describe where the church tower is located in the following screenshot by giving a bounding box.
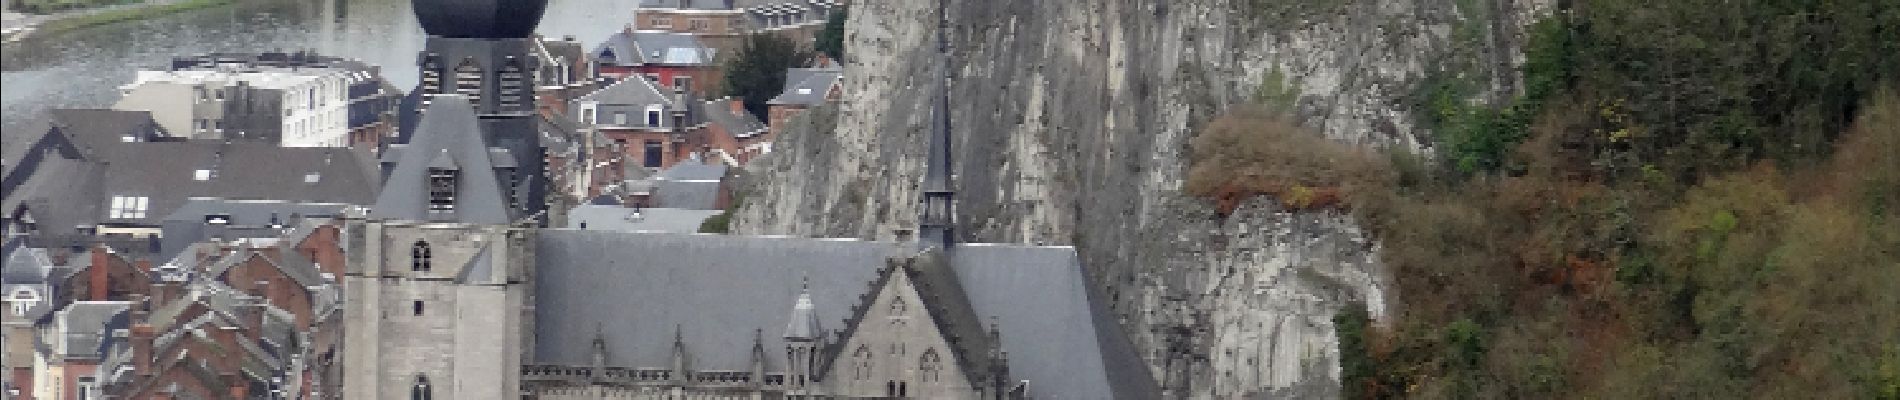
[410,0,550,220]
[343,2,548,398]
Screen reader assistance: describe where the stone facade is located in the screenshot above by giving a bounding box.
[341,220,535,400]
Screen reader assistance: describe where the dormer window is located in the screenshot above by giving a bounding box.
[646,108,662,127]
[428,167,457,213]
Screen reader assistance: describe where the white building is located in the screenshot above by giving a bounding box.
[114,53,395,148]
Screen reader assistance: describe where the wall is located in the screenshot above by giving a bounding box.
[730,0,1549,397]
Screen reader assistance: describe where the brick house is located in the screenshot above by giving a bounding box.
[593,29,722,98]
[766,66,842,137]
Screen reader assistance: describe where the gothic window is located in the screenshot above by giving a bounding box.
[454,59,483,104]
[498,58,527,110]
[411,241,432,272]
[411,375,432,400]
[428,167,457,213]
[919,349,941,382]
[423,54,444,94]
[853,345,873,380]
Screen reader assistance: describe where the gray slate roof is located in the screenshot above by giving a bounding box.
[701,99,767,138]
[594,31,717,67]
[87,140,378,227]
[3,156,105,235]
[768,67,842,106]
[371,96,514,224]
[533,231,1157,398]
[566,205,720,233]
[52,301,133,360]
[650,162,726,210]
[159,199,348,260]
[578,76,674,107]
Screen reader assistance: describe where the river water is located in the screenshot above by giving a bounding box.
[0,0,630,158]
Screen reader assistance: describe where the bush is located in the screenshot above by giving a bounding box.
[1183,107,1392,214]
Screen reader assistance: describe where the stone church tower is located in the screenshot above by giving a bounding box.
[341,0,553,391]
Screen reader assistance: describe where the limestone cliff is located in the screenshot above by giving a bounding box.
[732,0,1549,397]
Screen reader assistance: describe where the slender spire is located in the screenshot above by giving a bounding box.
[919,0,957,250]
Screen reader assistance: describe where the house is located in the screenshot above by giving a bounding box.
[155,199,350,263]
[766,66,842,137]
[533,35,596,119]
[113,52,402,149]
[702,97,771,164]
[593,29,721,97]
[573,76,710,171]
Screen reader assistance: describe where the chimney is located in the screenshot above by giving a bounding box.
[132,323,156,377]
[90,245,111,301]
[136,258,153,274]
[728,98,745,115]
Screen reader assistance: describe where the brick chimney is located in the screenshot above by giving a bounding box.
[90,245,110,301]
[728,98,746,115]
[135,258,153,274]
[132,323,156,377]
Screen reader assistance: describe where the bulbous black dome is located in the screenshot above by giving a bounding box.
[412,0,549,39]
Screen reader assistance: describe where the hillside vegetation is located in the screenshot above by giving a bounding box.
[1190,0,1900,397]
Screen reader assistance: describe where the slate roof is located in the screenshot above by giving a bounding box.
[701,99,768,139]
[2,247,54,284]
[53,301,133,360]
[768,67,842,106]
[159,200,348,260]
[578,76,674,107]
[533,231,1157,398]
[566,205,720,233]
[594,31,717,67]
[650,162,726,210]
[371,96,514,224]
[3,156,105,235]
[89,140,378,227]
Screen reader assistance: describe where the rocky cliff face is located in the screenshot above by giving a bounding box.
[732,0,1548,397]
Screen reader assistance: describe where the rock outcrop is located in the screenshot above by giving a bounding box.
[732,0,1549,397]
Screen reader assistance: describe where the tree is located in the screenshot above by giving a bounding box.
[725,33,814,119]
[815,9,847,62]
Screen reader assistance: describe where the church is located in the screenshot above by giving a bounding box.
[338,0,1157,398]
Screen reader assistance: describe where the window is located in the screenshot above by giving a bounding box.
[498,59,526,109]
[304,172,321,183]
[421,55,444,94]
[650,17,671,29]
[413,300,425,316]
[454,59,483,104]
[411,375,432,400]
[919,349,942,382]
[688,18,708,32]
[646,109,661,127]
[853,345,873,380]
[643,140,663,168]
[428,167,457,213]
[614,112,628,126]
[672,76,691,91]
[411,241,432,272]
[194,169,214,181]
[109,196,149,220]
[77,376,97,400]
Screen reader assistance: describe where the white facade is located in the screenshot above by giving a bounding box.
[117,68,360,148]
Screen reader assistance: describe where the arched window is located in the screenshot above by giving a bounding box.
[454,59,483,104]
[411,375,432,400]
[886,381,895,397]
[900,381,909,397]
[411,241,432,272]
[498,58,527,110]
[853,345,873,380]
[420,54,444,95]
[919,349,941,382]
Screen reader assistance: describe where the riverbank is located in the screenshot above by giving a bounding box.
[3,0,233,42]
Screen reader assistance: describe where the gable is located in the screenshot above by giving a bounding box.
[821,267,978,397]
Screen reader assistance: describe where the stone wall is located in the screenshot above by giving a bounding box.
[731,0,1549,397]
